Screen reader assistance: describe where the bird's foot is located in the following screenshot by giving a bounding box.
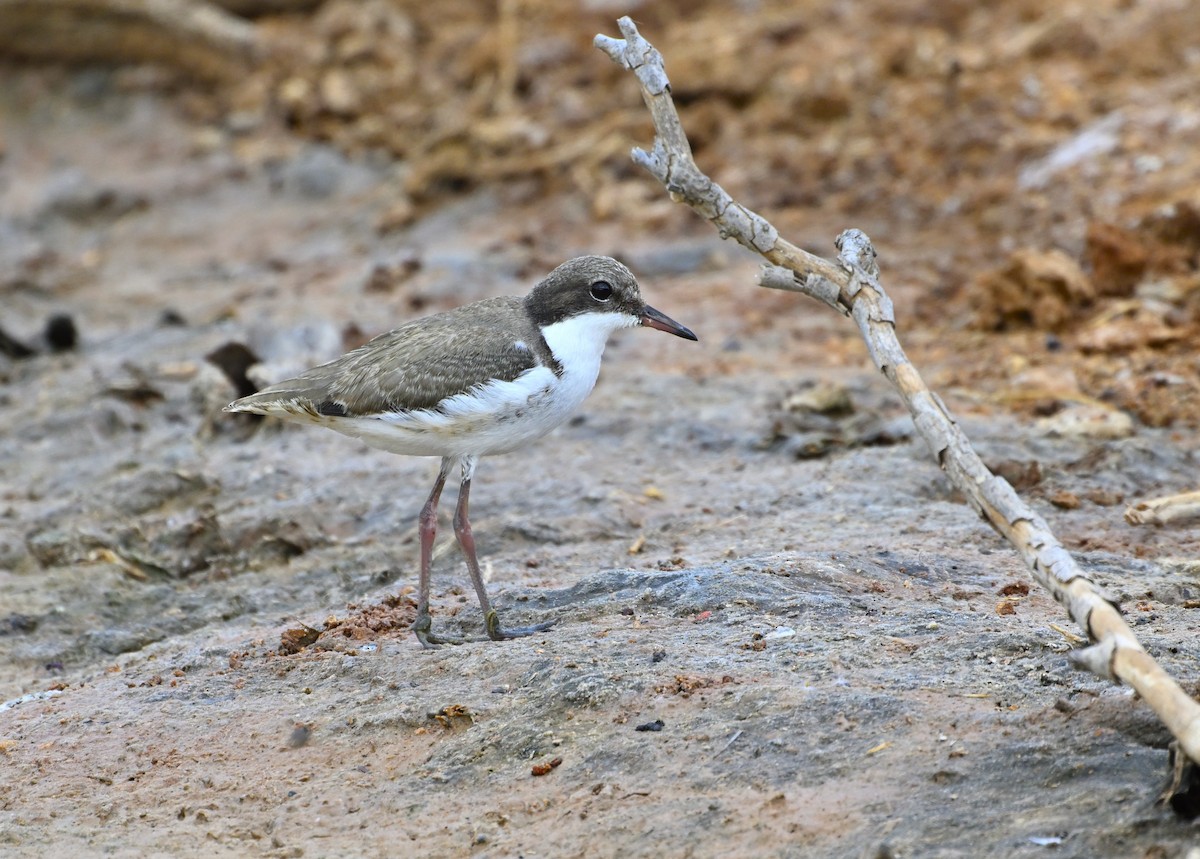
[411,612,462,649]
[483,610,556,642]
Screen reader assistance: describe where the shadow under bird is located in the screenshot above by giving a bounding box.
[225,255,697,647]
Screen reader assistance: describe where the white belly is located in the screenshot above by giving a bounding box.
[302,310,636,458]
[325,364,593,456]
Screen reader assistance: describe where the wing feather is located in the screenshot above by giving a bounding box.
[227,298,542,417]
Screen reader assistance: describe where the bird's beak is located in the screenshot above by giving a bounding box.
[641,305,698,341]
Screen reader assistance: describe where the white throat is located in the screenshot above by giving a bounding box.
[540,311,639,379]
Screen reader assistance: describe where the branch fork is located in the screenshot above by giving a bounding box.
[597,15,1200,785]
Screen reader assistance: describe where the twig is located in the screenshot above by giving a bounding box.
[0,0,260,82]
[1126,491,1200,526]
[494,0,521,114]
[715,729,743,758]
[596,16,1200,778]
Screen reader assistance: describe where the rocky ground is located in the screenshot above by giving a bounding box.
[2,2,1199,857]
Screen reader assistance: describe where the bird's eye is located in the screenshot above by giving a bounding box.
[590,281,613,301]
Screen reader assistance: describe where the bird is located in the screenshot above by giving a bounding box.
[225,255,697,648]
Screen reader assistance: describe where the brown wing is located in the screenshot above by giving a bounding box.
[228,298,543,417]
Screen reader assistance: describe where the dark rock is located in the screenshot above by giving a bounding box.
[0,324,36,359]
[205,342,261,399]
[44,314,79,352]
[1,613,40,635]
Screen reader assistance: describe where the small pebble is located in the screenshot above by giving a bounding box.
[762,626,795,641]
[287,724,311,748]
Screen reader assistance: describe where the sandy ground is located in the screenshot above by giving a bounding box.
[3,3,1200,857]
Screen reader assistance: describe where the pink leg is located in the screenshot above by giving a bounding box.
[452,467,555,642]
[411,458,458,648]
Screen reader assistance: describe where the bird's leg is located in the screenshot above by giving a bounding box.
[412,457,460,648]
[452,460,555,641]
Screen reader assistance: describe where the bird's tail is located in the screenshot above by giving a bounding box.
[224,383,322,418]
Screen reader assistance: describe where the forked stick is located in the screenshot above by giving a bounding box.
[596,16,1200,782]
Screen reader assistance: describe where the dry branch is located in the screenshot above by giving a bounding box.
[0,0,259,83]
[1126,490,1200,527]
[209,0,322,14]
[596,17,1200,780]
